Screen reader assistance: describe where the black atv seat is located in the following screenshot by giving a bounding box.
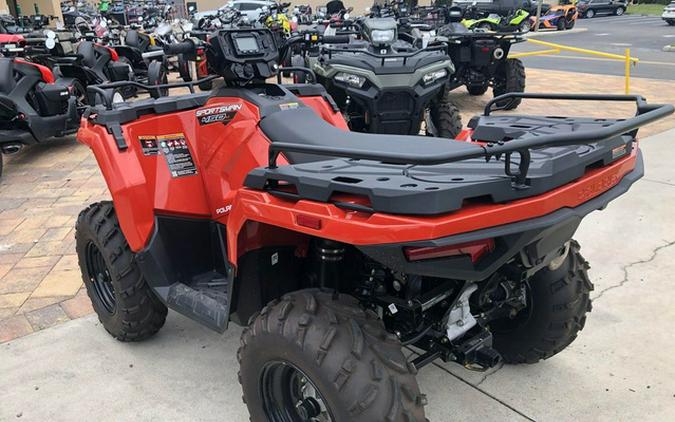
[258,107,482,165]
[77,41,97,68]
[125,30,151,51]
[0,58,16,94]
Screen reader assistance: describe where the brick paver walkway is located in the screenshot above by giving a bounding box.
[1,68,674,343]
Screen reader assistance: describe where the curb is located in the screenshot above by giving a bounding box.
[526,27,588,37]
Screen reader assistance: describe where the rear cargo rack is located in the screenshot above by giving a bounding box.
[483,92,665,115]
[268,94,673,187]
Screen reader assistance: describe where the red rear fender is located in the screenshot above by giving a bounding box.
[78,121,156,250]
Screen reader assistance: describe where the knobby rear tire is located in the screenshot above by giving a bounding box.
[492,240,593,364]
[238,289,427,422]
[493,58,526,110]
[430,97,462,139]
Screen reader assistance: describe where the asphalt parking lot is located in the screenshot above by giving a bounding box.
[513,15,675,79]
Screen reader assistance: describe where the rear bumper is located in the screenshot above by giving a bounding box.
[0,129,38,147]
[357,151,644,280]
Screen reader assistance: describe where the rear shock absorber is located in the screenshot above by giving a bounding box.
[315,239,345,291]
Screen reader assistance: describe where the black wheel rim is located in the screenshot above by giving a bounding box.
[85,242,116,314]
[260,361,334,422]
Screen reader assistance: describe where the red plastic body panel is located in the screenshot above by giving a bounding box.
[15,59,55,83]
[98,43,119,61]
[0,34,25,44]
[78,93,348,252]
[78,90,638,270]
[224,148,636,263]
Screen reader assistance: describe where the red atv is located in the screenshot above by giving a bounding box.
[75,27,672,421]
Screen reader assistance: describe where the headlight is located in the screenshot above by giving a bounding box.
[371,29,395,44]
[422,69,448,85]
[334,72,367,88]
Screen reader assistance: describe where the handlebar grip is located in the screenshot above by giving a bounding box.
[322,35,350,44]
[163,40,195,55]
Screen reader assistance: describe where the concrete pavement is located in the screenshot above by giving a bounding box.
[1,129,674,421]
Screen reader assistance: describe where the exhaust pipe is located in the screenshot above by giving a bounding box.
[493,48,505,60]
[1,144,23,154]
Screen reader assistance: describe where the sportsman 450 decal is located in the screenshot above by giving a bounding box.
[196,104,242,125]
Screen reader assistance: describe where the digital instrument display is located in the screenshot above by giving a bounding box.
[234,36,259,52]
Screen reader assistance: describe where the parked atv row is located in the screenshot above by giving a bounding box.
[0,13,202,178]
[286,4,527,139]
[74,25,673,422]
[0,29,133,177]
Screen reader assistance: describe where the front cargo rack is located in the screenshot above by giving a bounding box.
[86,75,219,110]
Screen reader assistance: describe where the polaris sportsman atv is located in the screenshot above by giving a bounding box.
[75,25,672,421]
[430,6,527,110]
[313,17,463,138]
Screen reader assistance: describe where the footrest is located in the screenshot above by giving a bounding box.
[167,274,231,332]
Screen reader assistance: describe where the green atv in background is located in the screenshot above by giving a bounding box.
[462,5,530,32]
[311,17,463,138]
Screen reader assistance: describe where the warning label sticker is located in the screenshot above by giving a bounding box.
[157,133,198,178]
[139,136,159,156]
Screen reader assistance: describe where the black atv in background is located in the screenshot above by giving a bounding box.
[0,56,86,178]
[50,41,135,102]
[313,17,462,138]
[410,6,526,110]
[113,29,172,98]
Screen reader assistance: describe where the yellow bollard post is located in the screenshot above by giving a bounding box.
[625,48,630,95]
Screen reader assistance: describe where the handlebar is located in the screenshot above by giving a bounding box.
[163,39,195,55]
[322,35,351,44]
[280,32,349,58]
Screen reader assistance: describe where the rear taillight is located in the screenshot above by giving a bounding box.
[404,239,495,263]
